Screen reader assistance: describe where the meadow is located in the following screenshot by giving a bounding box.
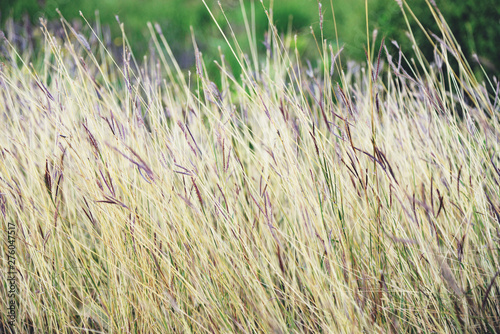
[1,0,499,332]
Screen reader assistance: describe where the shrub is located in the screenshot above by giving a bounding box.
[372,0,500,74]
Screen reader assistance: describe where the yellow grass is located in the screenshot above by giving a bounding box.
[1,1,499,332]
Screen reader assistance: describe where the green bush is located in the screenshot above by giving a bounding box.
[2,0,499,75]
[372,0,500,74]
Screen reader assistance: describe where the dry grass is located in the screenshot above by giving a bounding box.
[1,0,499,332]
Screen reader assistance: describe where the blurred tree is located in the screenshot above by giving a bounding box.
[372,0,500,75]
[1,0,498,76]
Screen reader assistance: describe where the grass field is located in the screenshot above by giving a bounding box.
[1,0,499,332]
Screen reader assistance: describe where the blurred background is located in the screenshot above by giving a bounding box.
[1,0,498,77]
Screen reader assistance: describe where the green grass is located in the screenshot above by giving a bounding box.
[1,0,499,332]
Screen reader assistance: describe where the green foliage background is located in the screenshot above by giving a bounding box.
[1,0,499,74]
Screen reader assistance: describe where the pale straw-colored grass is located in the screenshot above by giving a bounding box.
[1,0,499,332]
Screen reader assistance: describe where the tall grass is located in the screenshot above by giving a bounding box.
[1,0,499,332]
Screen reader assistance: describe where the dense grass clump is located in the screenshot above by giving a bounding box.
[1,1,499,332]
